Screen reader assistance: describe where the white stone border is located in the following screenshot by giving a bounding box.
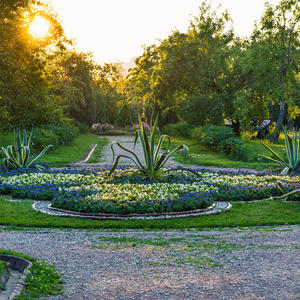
[32,201,232,220]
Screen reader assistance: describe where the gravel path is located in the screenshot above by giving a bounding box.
[0,226,299,299]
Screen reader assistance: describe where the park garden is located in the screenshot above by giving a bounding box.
[0,0,300,298]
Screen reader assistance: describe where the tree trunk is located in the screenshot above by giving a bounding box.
[270,61,287,143]
[270,100,286,143]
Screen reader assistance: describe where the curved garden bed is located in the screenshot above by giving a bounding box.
[0,166,299,218]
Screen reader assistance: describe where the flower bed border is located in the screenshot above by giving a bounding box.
[32,201,232,220]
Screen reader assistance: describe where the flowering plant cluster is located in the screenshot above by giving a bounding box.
[0,167,299,215]
[91,123,114,134]
[131,122,150,132]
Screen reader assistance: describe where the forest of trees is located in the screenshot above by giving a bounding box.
[1,0,300,142]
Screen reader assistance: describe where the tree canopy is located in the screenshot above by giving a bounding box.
[1,0,300,142]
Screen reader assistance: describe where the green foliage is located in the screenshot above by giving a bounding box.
[128,2,234,127]
[182,94,224,127]
[218,138,248,161]
[0,1,67,130]
[191,125,248,161]
[115,103,133,127]
[94,90,106,124]
[103,93,119,124]
[32,123,79,151]
[0,128,52,171]
[162,122,195,138]
[259,127,300,175]
[32,128,59,151]
[109,115,199,181]
[191,125,235,149]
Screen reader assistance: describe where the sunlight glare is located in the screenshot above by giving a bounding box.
[29,16,50,38]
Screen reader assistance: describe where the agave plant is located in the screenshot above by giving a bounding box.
[258,126,300,175]
[108,115,200,181]
[0,128,52,171]
[274,177,300,200]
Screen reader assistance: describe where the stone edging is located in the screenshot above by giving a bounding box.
[0,255,32,299]
[33,201,232,220]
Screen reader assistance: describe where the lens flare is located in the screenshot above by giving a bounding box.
[29,16,50,38]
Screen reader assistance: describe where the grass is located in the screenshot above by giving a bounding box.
[169,132,288,170]
[0,130,299,229]
[0,260,9,288]
[0,197,299,229]
[0,132,108,167]
[88,136,109,163]
[41,133,107,166]
[0,248,63,299]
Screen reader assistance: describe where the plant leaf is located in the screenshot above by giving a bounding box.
[27,145,53,167]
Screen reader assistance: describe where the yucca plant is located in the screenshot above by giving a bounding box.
[258,126,300,175]
[109,115,200,181]
[0,128,53,171]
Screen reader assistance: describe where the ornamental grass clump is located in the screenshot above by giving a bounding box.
[109,115,200,181]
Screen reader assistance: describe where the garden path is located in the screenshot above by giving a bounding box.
[74,135,258,173]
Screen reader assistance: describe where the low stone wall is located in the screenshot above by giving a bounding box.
[0,254,32,299]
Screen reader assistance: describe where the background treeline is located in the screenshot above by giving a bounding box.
[1,0,300,144]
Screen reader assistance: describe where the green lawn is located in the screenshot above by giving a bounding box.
[1,197,299,230]
[0,132,108,166]
[168,133,288,170]
[41,133,108,166]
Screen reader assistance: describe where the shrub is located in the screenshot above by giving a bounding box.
[32,128,59,151]
[191,125,235,149]
[191,125,248,161]
[47,123,79,146]
[259,126,300,175]
[162,122,195,138]
[109,115,200,181]
[91,123,114,134]
[218,138,248,161]
[33,124,79,151]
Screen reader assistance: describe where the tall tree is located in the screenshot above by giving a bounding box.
[250,0,300,142]
[129,1,234,127]
[94,62,126,124]
[0,0,66,129]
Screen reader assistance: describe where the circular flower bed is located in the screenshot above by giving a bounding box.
[0,167,299,216]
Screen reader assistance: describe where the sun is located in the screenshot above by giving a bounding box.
[29,16,50,39]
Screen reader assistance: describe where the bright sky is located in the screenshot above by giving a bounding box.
[48,0,281,65]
